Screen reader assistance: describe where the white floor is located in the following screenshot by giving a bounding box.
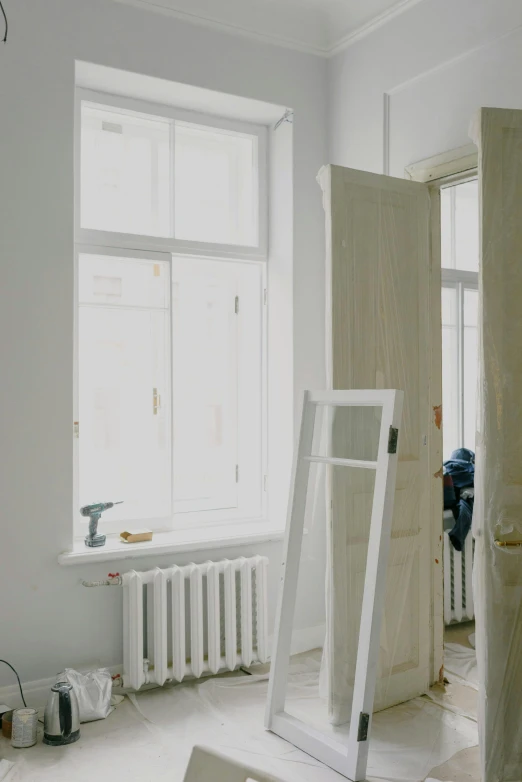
[0,650,479,782]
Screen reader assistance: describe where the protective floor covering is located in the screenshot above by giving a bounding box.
[0,653,478,782]
[444,644,479,690]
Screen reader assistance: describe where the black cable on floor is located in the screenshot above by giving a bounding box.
[0,660,27,707]
[0,2,7,43]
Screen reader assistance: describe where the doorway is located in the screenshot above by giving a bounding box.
[408,147,480,691]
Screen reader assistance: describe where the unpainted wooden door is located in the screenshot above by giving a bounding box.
[320,165,442,722]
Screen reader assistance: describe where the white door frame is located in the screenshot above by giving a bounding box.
[405,144,478,682]
[266,389,403,782]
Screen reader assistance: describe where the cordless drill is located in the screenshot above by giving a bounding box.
[81,501,123,548]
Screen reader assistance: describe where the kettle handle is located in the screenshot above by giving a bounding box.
[58,688,72,738]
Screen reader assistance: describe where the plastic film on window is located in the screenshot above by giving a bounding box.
[317,164,440,728]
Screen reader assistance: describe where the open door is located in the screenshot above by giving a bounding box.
[319,165,443,723]
[472,108,522,782]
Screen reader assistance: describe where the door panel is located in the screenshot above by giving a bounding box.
[320,165,441,722]
[473,108,522,782]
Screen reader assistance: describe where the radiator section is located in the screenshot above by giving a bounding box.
[122,556,269,689]
[444,532,474,625]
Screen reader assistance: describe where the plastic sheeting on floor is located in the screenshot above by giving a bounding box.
[444,643,479,689]
[0,653,478,782]
[0,760,16,782]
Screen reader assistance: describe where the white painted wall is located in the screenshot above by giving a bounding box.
[0,0,327,689]
[328,0,522,176]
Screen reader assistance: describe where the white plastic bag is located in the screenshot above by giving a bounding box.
[58,668,113,723]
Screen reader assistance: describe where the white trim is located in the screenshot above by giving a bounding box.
[74,246,173,538]
[74,247,268,536]
[329,0,427,57]
[76,89,268,260]
[406,144,478,184]
[59,520,284,566]
[405,156,478,687]
[441,276,478,451]
[111,0,429,58]
[442,268,479,286]
[111,0,330,58]
[74,89,269,539]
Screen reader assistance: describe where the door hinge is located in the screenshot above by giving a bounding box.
[153,388,161,415]
[235,296,239,314]
[388,426,399,454]
[357,712,370,742]
[235,465,239,483]
[263,474,268,492]
[73,421,79,438]
[263,288,267,305]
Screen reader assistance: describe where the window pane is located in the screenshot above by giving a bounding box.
[171,259,238,513]
[441,284,457,327]
[463,288,479,451]
[455,181,479,271]
[78,255,171,522]
[440,188,454,269]
[174,122,257,246]
[442,287,459,458]
[311,405,382,462]
[81,103,171,236]
[463,287,479,327]
[441,180,479,271]
[170,257,263,519]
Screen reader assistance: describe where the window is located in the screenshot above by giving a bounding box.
[440,179,479,459]
[75,91,267,534]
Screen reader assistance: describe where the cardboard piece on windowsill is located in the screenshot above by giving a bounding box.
[120,529,153,544]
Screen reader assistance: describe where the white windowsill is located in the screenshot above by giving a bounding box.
[58,520,285,566]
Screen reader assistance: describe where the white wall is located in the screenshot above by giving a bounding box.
[328,0,522,176]
[0,0,327,688]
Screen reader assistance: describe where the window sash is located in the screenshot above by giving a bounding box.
[74,90,268,539]
[75,88,268,261]
[73,246,267,537]
[441,275,478,459]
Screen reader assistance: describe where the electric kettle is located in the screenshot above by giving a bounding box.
[43,682,80,746]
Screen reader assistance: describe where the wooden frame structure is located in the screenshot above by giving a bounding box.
[265,389,404,782]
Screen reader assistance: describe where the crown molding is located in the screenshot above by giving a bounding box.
[112,0,428,59]
[111,0,330,57]
[328,0,426,57]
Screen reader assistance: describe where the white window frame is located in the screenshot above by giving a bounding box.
[75,88,268,260]
[407,147,479,454]
[74,90,269,539]
[440,173,479,453]
[441,271,479,451]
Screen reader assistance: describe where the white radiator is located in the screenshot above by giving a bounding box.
[443,531,474,625]
[122,556,269,690]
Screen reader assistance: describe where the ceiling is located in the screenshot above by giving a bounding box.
[113,0,424,56]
